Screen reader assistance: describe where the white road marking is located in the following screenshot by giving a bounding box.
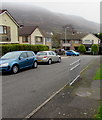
[23,57,92,120]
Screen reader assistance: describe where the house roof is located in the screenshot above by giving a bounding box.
[19,26,38,36]
[60,33,87,40]
[42,31,52,38]
[0,9,20,27]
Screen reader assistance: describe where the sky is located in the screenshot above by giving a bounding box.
[1,0,101,23]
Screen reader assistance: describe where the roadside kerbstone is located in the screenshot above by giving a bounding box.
[32,58,101,118]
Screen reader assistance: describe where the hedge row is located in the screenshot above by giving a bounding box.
[0,44,49,55]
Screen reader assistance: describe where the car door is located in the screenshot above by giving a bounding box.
[52,51,58,61]
[49,51,57,62]
[19,52,28,69]
[26,51,35,66]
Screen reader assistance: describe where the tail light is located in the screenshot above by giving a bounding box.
[43,56,47,58]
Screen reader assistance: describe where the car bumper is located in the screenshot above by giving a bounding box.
[37,59,48,63]
[0,66,11,72]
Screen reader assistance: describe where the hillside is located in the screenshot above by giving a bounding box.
[2,2,100,33]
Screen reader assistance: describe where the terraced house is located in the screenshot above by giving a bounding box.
[0,9,20,44]
[61,33,100,52]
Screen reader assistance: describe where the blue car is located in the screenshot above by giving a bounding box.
[66,50,80,56]
[0,51,38,74]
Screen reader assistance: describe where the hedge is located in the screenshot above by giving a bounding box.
[0,44,49,55]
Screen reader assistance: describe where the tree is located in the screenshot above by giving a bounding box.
[52,33,61,48]
[78,45,86,54]
[91,44,99,55]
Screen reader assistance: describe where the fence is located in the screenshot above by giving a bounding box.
[69,59,81,85]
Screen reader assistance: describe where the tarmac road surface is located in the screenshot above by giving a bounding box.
[2,55,100,118]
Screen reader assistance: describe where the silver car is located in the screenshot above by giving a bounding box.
[36,51,61,65]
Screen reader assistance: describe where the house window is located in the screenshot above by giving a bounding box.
[35,36,43,43]
[22,36,29,42]
[74,41,79,44]
[46,38,51,42]
[0,26,7,34]
[83,40,92,44]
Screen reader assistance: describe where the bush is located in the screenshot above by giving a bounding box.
[0,44,49,55]
[78,45,86,54]
[91,44,99,55]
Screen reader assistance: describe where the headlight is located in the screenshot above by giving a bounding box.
[0,63,9,67]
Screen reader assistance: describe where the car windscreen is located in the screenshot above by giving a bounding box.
[37,52,47,56]
[1,52,21,59]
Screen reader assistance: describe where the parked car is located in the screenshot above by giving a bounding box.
[36,51,61,64]
[66,50,80,56]
[0,51,38,74]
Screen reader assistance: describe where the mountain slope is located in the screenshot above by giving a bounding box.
[2,2,100,33]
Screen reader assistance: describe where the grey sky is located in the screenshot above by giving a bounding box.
[1,0,100,23]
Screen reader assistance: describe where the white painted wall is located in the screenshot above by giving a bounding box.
[82,33,100,44]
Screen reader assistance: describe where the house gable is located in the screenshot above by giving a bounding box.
[81,33,100,44]
[30,27,44,44]
[0,10,19,44]
[0,10,20,27]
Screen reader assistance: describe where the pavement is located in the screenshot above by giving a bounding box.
[31,57,101,119]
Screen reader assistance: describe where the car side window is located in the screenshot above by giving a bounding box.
[27,52,34,57]
[48,52,52,55]
[52,52,56,55]
[20,52,27,58]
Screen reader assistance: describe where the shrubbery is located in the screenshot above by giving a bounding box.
[91,44,99,55]
[78,45,86,54]
[0,44,49,55]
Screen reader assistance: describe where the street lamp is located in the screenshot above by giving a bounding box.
[64,27,69,50]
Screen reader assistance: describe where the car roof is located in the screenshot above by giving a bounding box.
[8,51,33,53]
[38,51,54,52]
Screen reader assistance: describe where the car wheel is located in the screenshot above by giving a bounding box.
[48,59,52,65]
[58,58,61,63]
[12,65,19,74]
[32,61,38,68]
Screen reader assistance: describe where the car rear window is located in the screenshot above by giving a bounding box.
[37,52,47,55]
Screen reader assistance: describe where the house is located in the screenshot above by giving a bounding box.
[60,33,87,50]
[0,9,20,44]
[60,33,100,51]
[19,26,52,49]
[43,32,52,49]
[19,26,45,45]
[81,33,100,52]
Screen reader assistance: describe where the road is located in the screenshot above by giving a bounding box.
[2,55,99,118]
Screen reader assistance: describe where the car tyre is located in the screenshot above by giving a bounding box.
[32,61,38,68]
[12,65,19,74]
[48,59,52,65]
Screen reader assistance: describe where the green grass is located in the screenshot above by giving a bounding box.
[94,102,102,119]
[94,64,102,80]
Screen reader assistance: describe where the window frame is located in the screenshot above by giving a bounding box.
[0,25,7,34]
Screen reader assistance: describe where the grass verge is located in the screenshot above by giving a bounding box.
[94,101,102,119]
[93,64,102,80]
